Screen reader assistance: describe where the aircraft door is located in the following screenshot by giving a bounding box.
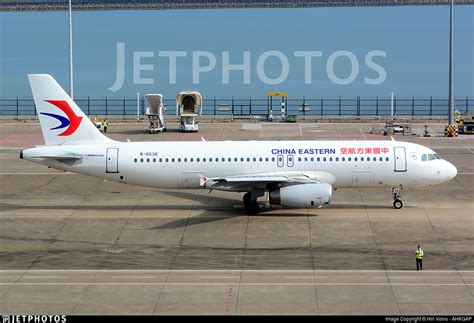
[394,147,407,172]
[277,155,284,167]
[106,148,119,173]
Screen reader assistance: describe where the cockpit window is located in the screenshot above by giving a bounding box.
[422,153,442,161]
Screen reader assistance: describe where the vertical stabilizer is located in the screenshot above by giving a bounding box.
[28,74,114,145]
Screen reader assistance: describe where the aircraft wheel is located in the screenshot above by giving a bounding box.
[244,201,260,215]
[243,192,259,214]
[393,199,403,209]
[243,192,251,203]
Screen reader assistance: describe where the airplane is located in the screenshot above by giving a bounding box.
[20,74,458,214]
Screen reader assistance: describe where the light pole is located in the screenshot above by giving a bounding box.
[448,0,455,126]
[391,92,394,118]
[137,93,141,121]
[68,0,74,99]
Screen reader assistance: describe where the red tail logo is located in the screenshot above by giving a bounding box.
[41,100,83,136]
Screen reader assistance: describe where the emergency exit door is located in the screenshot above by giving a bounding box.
[287,155,294,167]
[393,147,407,172]
[277,155,284,167]
[106,148,119,173]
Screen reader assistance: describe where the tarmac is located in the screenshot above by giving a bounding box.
[0,121,473,315]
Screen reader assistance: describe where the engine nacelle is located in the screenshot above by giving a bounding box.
[269,183,332,208]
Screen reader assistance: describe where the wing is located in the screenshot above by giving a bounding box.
[201,170,336,192]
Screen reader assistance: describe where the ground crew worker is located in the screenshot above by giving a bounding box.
[94,116,101,129]
[416,245,424,271]
[102,119,108,133]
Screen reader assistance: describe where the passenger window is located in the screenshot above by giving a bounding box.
[190,158,193,162]
[134,158,137,163]
[234,158,238,162]
[373,157,376,161]
[323,157,327,162]
[247,158,250,162]
[335,157,339,161]
[329,157,333,162]
[341,157,345,162]
[354,157,357,162]
[317,157,321,162]
[210,158,213,162]
[197,158,200,162]
[348,157,351,162]
[153,158,156,162]
[171,158,175,162]
[311,157,314,162]
[259,157,263,162]
[178,158,181,162]
[222,158,225,162]
[265,157,269,162]
[159,158,162,163]
[361,157,364,161]
[165,158,168,162]
[241,158,244,162]
[184,158,187,162]
[304,157,308,162]
[385,157,389,161]
[298,157,302,162]
[379,157,383,161]
[272,157,275,162]
[146,158,150,163]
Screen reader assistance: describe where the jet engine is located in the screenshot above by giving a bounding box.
[269,183,332,208]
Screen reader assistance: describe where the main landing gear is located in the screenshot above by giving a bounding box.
[392,187,403,209]
[243,191,264,215]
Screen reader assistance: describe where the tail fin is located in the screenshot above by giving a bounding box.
[28,74,113,145]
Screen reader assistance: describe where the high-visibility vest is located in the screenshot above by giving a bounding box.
[416,249,424,259]
[103,121,108,127]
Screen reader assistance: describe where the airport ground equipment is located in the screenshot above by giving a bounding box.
[458,117,474,134]
[267,92,287,121]
[177,91,202,132]
[145,94,166,134]
[286,115,298,123]
[383,121,411,136]
[423,125,431,137]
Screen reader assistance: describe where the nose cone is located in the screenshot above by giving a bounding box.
[446,162,458,181]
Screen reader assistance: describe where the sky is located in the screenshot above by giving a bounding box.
[0,6,473,99]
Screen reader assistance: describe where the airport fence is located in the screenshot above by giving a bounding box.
[0,96,472,118]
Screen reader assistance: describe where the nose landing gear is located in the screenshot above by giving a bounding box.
[392,187,403,209]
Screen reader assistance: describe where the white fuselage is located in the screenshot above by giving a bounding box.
[22,140,457,190]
